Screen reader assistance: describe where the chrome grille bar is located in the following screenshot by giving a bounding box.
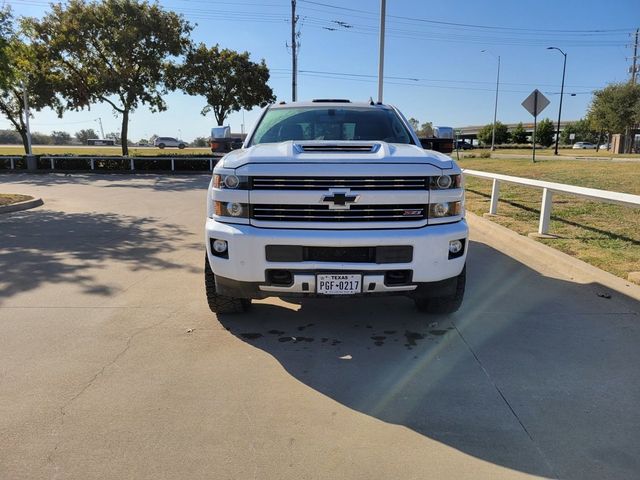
[251,204,426,222]
[251,177,428,190]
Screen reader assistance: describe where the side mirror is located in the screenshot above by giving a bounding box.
[420,138,454,154]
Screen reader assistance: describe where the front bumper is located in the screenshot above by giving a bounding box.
[205,219,468,296]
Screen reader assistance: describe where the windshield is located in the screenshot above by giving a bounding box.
[249,106,414,145]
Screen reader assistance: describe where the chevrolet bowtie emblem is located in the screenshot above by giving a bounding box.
[322,190,360,210]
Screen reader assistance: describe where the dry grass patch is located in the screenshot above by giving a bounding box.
[459,157,640,279]
[0,194,33,207]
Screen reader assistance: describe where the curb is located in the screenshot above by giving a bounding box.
[466,211,640,303]
[0,197,44,214]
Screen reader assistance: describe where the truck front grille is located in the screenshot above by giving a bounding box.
[265,245,413,263]
[251,204,426,222]
[251,176,428,190]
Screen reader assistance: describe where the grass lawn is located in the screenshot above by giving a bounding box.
[459,157,640,280]
[0,146,212,156]
[462,148,640,158]
[0,193,32,206]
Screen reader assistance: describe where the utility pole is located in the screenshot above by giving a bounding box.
[291,0,298,102]
[491,56,500,151]
[547,46,567,155]
[481,50,500,151]
[631,28,639,85]
[21,82,32,155]
[96,117,105,139]
[377,0,386,103]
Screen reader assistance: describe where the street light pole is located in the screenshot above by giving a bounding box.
[481,50,500,151]
[377,0,386,103]
[547,46,567,155]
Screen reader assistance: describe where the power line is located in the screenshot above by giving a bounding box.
[270,68,604,89]
[288,70,593,95]
[299,0,635,34]
[296,16,627,47]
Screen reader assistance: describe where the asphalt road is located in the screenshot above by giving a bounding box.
[1,174,639,480]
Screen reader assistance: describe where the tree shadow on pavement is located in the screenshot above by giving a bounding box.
[0,209,200,303]
[217,241,640,480]
[0,173,211,192]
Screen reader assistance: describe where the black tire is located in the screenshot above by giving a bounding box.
[204,256,250,314]
[178,144,185,149]
[414,266,466,314]
[158,143,165,149]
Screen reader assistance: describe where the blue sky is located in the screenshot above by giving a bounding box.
[2,0,638,141]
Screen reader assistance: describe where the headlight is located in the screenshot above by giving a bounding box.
[429,201,462,218]
[213,173,249,189]
[437,175,452,189]
[430,174,461,189]
[214,201,249,218]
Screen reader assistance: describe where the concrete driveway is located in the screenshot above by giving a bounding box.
[1,174,639,480]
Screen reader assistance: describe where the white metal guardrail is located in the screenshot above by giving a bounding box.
[2,156,220,172]
[1,156,22,170]
[463,169,640,235]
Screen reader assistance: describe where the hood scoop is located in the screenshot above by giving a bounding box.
[294,143,381,153]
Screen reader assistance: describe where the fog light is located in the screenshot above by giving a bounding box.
[449,240,463,254]
[227,202,244,217]
[212,239,228,253]
[437,175,452,189]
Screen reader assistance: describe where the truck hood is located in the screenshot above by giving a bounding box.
[220,141,454,170]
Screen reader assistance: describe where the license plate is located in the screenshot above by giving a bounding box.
[316,274,362,295]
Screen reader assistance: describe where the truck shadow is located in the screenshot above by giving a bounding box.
[217,241,640,479]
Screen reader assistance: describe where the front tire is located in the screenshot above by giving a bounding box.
[178,144,186,149]
[414,266,466,314]
[158,143,165,149]
[204,256,250,314]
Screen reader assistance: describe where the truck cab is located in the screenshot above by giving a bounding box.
[204,100,468,314]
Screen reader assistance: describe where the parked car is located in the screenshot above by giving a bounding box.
[154,137,186,149]
[598,144,610,151]
[572,142,596,149]
[455,140,473,150]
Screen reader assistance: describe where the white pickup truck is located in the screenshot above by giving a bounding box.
[204,99,468,314]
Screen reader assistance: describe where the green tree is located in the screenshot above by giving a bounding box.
[416,122,433,138]
[477,121,509,146]
[75,128,98,144]
[510,122,527,144]
[0,129,20,144]
[191,136,209,147]
[407,117,420,132]
[0,13,62,153]
[30,132,51,145]
[0,6,12,88]
[51,130,72,145]
[587,83,640,152]
[170,43,275,126]
[25,0,193,155]
[106,131,121,144]
[560,118,598,144]
[535,118,555,147]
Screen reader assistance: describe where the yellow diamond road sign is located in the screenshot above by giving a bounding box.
[521,89,550,117]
